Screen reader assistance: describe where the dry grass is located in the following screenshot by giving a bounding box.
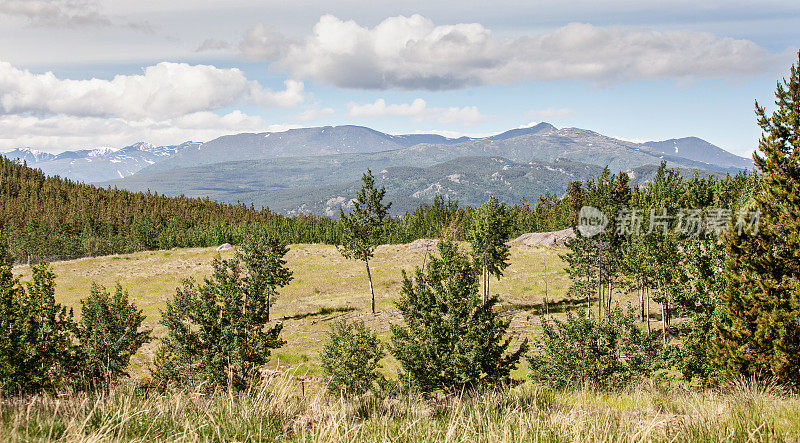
[13,241,601,378]
[1,376,798,441]
[7,243,796,441]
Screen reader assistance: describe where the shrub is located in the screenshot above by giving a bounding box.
[527,308,662,389]
[391,241,527,394]
[321,319,385,397]
[0,260,79,394]
[77,283,151,390]
[157,238,290,391]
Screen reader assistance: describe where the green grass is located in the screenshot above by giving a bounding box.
[1,377,798,441]
[13,241,592,378]
[6,242,799,441]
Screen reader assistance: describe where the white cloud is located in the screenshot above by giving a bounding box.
[0,112,301,151]
[524,108,574,120]
[239,22,289,61]
[0,0,111,27]
[195,38,232,52]
[347,98,486,126]
[0,60,305,120]
[294,105,335,121]
[243,14,781,90]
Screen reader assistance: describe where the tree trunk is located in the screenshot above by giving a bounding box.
[597,238,603,320]
[646,287,651,333]
[659,281,666,344]
[543,260,549,316]
[366,258,375,314]
[483,250,489,305]
[638,283,644,322]
[586,274,591,319]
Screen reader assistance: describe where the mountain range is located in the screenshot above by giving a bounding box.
[2,123,754,216]
[3,141,200,183]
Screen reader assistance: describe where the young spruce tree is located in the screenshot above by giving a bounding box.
[77,283,151,390]
[158,238,290,390]
[237,230,293,322]
[338,170,391,314]
[391,241,527,393]
[0,260,79,394]
[712,51,800,386]
[321,319,385,397]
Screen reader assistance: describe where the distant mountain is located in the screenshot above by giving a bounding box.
[103,147,719,217]
[106,155,609,215]
[139,123,739,178]
[484,122,558,141]
[143,125,472,173]
[3,148,57,164]
[11,122,752,216]
[643,137,753,170]
[2,141,199,183]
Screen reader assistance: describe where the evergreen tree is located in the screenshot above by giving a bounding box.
[77,283,151,390]
[713,52,800,386]
[237,230,293,322]
[158,243,288,391]
[321,319,385,397]
[527,308,663,389]
[338,170,392,314]
[0,262,79,394]
[391,241,527,393]
[467,195,513,304]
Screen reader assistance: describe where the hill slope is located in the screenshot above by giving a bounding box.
[142,125,472,173]
[643,137,753,169]
[107,124,737,215]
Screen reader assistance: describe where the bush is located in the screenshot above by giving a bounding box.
[527,308,662,389]
[77,283,151,390]
[0,260,79,394]
[321,319,385,397]
[391,241,527,394]
[157,238,291,391]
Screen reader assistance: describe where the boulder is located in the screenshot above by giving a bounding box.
[511,228,575,248]
[216,243,233,251]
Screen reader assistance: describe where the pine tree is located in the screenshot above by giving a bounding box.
[77,283,151,390]
[158,241,288,390]
[338,170,391,314]
[321,319,385,397]
[467,195,513,304]
[712,51,800,386]
[0,262,79,394]
[237,230,293,322]
[390,241,527,393]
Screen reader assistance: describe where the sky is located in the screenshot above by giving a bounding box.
[0,1,797,156]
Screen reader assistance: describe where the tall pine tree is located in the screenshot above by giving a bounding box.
[712,51,800,386]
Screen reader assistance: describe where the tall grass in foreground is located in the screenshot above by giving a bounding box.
[1,376,799,442]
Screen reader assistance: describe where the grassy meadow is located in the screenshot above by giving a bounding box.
[11,241,579,379]
[9,241,800,442]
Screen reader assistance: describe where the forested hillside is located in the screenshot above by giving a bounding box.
[0,158,579,262]
[0,157,339,261]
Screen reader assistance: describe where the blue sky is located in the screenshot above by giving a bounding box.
[0,0,797,156]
